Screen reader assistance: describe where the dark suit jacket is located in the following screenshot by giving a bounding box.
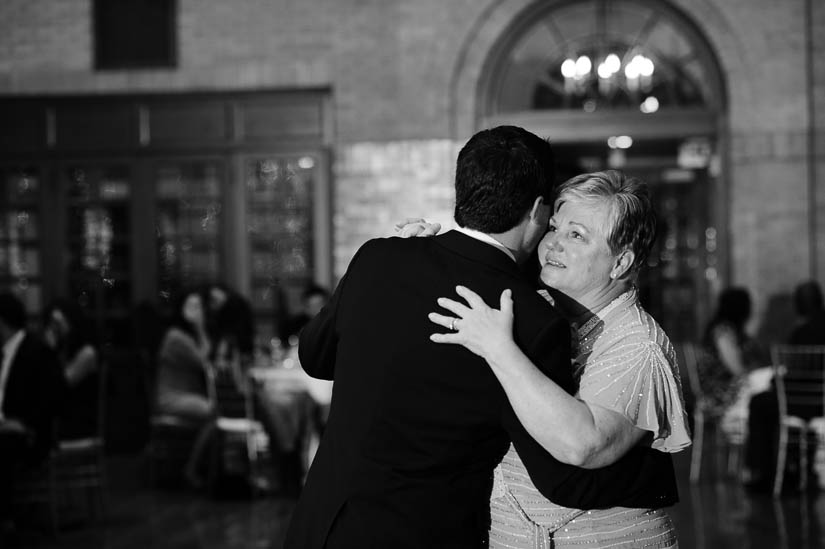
[285,231,677,549]
[2,332,66,462]
[788,311,825,345]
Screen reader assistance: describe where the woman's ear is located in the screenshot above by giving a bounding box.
[611,249,635,279]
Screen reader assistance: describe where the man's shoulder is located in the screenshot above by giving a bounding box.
[350,235,455,268]
[359,235,430,252]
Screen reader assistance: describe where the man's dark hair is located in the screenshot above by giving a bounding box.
[794,280,824,317]
[454,125,555,232]
[0,292,27,330]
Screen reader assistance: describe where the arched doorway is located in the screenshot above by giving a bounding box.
[478,0,727,342]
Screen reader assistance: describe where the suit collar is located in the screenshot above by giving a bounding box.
[433,230,524,278]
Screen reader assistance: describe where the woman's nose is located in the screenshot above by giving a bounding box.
[544,234,561,251]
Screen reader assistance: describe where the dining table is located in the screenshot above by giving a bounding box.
[247,350,332,489]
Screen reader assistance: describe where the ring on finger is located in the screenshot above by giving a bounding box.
[449,318,457,331]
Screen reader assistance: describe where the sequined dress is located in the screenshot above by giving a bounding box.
[489,288,691,549]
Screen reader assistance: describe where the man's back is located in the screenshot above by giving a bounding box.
[285,231,571,548]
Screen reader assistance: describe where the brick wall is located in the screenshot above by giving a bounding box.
[333,139,458,276]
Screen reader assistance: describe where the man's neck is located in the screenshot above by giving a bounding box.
[456,227,519,263]
[486,227,528,264]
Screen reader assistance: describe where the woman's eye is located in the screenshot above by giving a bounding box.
[571,231,583,240]
[547,224,557,232]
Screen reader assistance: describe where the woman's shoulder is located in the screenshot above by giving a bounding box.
[599,300,671,352]
[161,327,198,350]
[586,302,677,380]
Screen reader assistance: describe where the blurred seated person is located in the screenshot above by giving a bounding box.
[280,284,330,346]
[788,280,825,345]
[0,292,65,527]
[42,298,99,440]
[745,280,825,491]
[155,289,216,487]
[206,283,255,369]
[698,287,768,438]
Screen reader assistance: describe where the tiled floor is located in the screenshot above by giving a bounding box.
[6,451,825,548]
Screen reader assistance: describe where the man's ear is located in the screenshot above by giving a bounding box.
[611,249,636,279]
[528,196,549,225]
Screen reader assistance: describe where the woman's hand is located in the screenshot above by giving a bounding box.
[394,218,442,238]
[429,286,516,361]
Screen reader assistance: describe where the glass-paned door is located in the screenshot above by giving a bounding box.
[65,164,133,345]
[639,170,714,342]
[155,160,223,299]
[244,154,319,342]
[0,165,43,315]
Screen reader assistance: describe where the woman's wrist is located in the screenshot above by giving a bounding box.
[486,339,524,376]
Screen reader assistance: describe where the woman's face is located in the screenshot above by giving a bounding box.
[182,294,204,326]
[538,197,619,304]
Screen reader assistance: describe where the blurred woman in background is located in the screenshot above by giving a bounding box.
[155,289,216,487]
[699,287,768,443]
[42,298,99,440]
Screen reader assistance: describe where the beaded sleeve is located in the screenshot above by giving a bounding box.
[576,291,691,453]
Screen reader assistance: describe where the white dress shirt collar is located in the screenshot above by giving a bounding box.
[455,227,516,262]
[0,329,26,418]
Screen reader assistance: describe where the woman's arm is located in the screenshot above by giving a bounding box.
[430,286,649,469]
[713,325,746,376]
[64,344,98,387]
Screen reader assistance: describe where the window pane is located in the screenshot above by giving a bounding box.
[245,155,316,340]
[155,161,223,297]
[94,0,176,69]
[65,164,133,345]
[0,166,43,313]
[495,0,712,113]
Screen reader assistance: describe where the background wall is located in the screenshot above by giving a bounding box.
[1,0,822,339]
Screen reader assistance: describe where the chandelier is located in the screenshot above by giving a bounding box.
[557,51,659,113]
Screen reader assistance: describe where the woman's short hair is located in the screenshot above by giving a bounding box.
[554,170,657,272]
[794,280,824,317]
[716,286,752,328]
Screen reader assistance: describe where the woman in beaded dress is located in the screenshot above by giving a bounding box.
[430,170,691,548]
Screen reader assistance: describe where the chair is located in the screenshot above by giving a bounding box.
[146,414,201,488]
[53,349,110,524]
[11,445,59,534]
[769,344,825,497]
[680,342,746,482]
[207,362,271,496]
[13,348,108,531]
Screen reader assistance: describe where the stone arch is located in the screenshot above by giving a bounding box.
[449,0,746,140]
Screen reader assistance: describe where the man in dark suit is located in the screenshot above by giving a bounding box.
[285,126,677,548]
[0,292,66,528]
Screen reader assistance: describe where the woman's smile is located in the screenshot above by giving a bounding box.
[543,256,565,268]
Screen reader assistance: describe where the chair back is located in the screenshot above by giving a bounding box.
[680,342,705,403]
[211,359,251,419]
[770,344,825,421]
[95,349,108,444]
